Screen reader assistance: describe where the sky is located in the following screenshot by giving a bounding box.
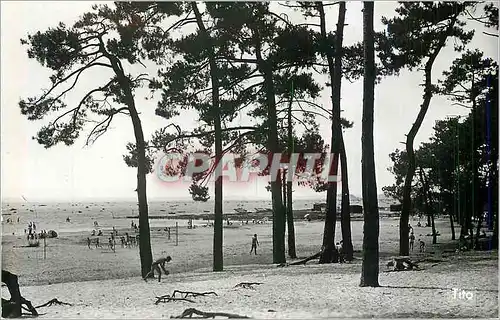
[1,1,498,202]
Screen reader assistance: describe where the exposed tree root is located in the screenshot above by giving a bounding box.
[35,298,73,308]
[171,308,250,319]
[234,282,262,289]
[277,251,322,267]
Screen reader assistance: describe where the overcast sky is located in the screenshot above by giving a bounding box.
[1,1,498,202]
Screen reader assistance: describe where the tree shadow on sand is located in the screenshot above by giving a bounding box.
[382,285,497,293]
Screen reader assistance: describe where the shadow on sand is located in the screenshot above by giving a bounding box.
[382,285,497,293]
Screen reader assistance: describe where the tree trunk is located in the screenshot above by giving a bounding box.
[340,136,353,261]
[449,210,456,240]
[318,0,342,264]
[2,270,21,318]
[431,211,437,244]
[282,170,287,210]
[333,1,353,262]
[319,154,339,264]
[128,99,153,277]
[360,1,380,287]
[287,177,296,258]
[474,203,484,249]
[192,3,223,272]
[286,83,297,259]
[487,73,498,249]
[419,168,436,244]
[105,51,153,277]
[399,16,458,256]
[255,33,286,263]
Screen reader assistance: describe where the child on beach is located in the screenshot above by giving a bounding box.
[250,234,259,255]
[419,239,425,252]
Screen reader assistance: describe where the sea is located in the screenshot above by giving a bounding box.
[1,198,350,235]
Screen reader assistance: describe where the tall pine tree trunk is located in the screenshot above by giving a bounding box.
[286,98,297,258]
[255,31,286,263]
[340,139,353,261]
[360,1,380,287]
[399,16,458,256]
[287,178,296,258]
[318,0,341,264]
[335,2,354,261]
[192,3,223,271]
[128,104,153,277]
[106,54,152,277]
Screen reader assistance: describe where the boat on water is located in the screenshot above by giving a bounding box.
[234,208,249,214]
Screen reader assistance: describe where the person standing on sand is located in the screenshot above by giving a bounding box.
[108,237,115,252]
[87,237,91,249]
[250,234,259,255]
[409,232,415,251]
[95,237,101,248]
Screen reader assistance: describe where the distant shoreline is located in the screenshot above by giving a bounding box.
[121,210,398,221]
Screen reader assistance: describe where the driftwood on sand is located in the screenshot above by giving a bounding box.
[171,308,250,319]
[35,298,73,308]
[173,290,218,299]
[155,290,218,304]
[155,296,195,304]
[234,282,262,289]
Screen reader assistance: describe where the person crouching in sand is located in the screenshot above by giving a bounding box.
[144,256,172,282]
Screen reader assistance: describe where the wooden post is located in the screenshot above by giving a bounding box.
[176,222,178,246]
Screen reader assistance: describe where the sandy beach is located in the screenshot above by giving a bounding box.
[2,212,498,318]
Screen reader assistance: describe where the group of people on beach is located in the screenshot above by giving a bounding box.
[86,221,140,251]
[87,231,139,251]
[4,217,20,224]
[25,222,38,240]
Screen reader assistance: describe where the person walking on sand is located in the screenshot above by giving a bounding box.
[250,234,259,255]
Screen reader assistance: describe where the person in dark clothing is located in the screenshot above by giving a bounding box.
[144,256,172,282]
[250,234,259,255]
